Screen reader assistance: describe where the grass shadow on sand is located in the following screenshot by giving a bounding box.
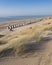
[0,48,15,58]
[0,35,5,38]
[0,37,52,58]
[18,37,52,56]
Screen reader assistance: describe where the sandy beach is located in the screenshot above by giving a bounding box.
[0,17,52,65]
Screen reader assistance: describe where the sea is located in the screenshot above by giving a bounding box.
[0,15,51,22]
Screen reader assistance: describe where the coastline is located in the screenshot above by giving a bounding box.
[0,16,52,65]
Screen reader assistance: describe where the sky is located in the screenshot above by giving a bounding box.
[0,0,52,17]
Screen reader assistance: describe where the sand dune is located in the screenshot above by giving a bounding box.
[0,17,52,65]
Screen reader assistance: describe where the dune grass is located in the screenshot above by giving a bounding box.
[0,18,52,57]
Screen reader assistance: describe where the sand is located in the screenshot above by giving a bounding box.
[0,17,52,65]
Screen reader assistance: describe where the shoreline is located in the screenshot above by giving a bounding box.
[0,16,51,33]
[0,15,51,23]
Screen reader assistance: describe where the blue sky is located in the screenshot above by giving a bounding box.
[0,0,52,17]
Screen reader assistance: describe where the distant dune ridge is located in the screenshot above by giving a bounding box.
[0,17,52,65]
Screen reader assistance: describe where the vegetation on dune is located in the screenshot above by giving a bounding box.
[0,18,52,57]
[0,31,44,56]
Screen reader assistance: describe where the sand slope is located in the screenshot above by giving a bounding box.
[0,17,52,65]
